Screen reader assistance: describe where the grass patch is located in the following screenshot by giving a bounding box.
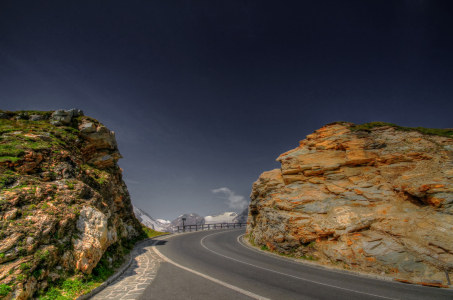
[38,278,93,300]
[349,122,453,138]
[0,284,12,296]
[141,226,167,238]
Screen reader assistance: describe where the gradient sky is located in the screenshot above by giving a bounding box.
[1,1,453,221]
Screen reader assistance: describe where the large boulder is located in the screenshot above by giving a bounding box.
[50,108,83,126]
[247,123,453,286]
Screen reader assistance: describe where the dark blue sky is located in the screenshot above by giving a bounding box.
[1,1,453,220]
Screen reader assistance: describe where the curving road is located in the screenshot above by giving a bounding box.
[138,229,452,300]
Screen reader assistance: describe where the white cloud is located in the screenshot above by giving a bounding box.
[211,187,248,210]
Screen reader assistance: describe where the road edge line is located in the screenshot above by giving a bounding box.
[200,231,399,300]
[152,243,270,300]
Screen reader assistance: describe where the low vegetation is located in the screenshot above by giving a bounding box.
[329,121,453,138]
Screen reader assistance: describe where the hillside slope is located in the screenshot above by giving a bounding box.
[133,205,168,232]
[247,122,453,286]
[0,109,144,299]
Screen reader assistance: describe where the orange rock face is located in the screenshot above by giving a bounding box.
[247,123,453,284]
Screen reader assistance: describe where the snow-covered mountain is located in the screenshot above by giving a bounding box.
[165,213,205,232]
[133,205,168,232]
[133,207,248,233]
[156,219,170,225]
[204,212,238,224]
[232,207,248,224]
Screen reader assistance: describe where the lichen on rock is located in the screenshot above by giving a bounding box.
[0,109,144,299]
[247,122,453,287]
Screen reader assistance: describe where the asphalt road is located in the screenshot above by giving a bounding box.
[139,229,453,300]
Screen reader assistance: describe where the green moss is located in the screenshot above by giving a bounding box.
[349,122,453,138]
[0,283,12,296]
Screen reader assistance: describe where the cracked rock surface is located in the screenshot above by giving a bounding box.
[0,109,143,299]
[247,123,453,286]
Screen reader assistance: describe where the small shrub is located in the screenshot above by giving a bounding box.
[20,262,32,270]
[16,274,26,281]
[33,268,43,279]
[261,245,270,251]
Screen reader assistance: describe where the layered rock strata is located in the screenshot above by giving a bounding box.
[247,122,453,286]
[0,109,143,299]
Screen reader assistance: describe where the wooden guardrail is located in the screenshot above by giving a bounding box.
[176,223,246,233]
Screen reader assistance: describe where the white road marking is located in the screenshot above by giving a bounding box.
[200,231,399,300]
[152,242,270,300]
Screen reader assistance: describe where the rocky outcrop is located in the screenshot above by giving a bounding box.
[247,122,453,286]
[0,109,143,299]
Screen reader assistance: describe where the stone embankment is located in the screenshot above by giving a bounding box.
[0,109,143,299]
[247,122,453,287]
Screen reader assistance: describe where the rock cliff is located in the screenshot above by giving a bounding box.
[247,122,453,287]
[0,109,144,299]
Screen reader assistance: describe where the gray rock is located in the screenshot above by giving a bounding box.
[50,121,63,126]
[399,259,426,275]
[15,112,28,120]
[29,115,45,121]
[79,122,95,133]
[0,113,9,119]
[377,251,407,265]
[326,174,347,181]
[67,108,84,117]
[51,110,72,125]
